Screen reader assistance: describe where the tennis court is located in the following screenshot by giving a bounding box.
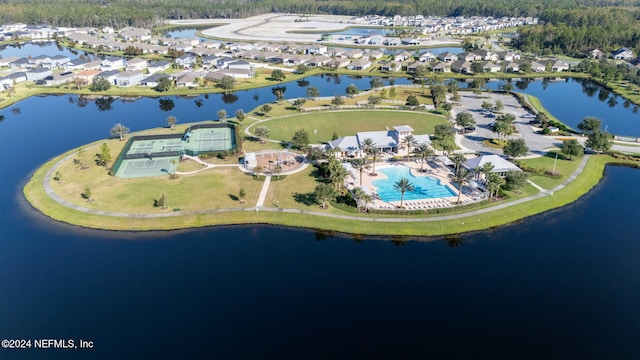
[115,156,179,178]
[111,123,237,178]
[183,127,235,155]
[112,135,184,178]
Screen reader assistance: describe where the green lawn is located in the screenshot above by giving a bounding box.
[518,150,582,189]
[253,110,449,143]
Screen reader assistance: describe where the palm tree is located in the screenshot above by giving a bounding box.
[453,167,472,204]
[393,177,415,209]
[449,153,466,175]
[328,157,348,192]
[368,147,380,175]
[414,143,433,172]
[360,137,375,155]
[402,134,418,158]
[486,172,505,200]
[350,158,370,187]
[352,187,373,212]
[479,162,495,182]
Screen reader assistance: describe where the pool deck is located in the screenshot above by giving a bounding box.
[347,159,480,210]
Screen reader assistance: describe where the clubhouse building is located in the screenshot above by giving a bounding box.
[327,125,431,158]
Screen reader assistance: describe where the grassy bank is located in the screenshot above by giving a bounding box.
[24,145,633,235]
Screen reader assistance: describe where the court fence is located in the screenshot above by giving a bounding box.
[109,133,183,176]
[110,122,241,176]
[183,122,240,157]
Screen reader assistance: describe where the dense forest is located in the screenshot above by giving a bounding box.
[513,7,640,56]
[0,0,639,28]
[1,0,640,56]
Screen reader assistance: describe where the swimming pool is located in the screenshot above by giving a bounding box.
[372,166,457,202]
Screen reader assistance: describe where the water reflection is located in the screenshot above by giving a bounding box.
[221,93,239,104]
[159,98,175,112]
[95,96,115,111]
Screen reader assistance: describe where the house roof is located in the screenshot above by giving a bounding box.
[463,154,521,173]
[356,130,397,148]
[329,136,360,151]
[394,125,414,132]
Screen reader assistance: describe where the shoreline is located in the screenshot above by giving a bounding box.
[24,138,636,235]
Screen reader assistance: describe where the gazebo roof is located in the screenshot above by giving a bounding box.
[463,154,521,173]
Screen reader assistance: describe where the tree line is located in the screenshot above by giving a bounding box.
[513,7,640,56]
[1,0,638,28]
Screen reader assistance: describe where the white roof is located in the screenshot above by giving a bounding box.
[329,136,360,152]
[393,125,414,132]
[356,130,397,148]
[463,154,521,173]
[413,134,431,145]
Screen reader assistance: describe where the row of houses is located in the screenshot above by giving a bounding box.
[351,15,538,35]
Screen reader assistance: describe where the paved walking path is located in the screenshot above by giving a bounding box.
[175,155,237,175]
[41,150,591,224]
[527,179,547,192]
[255,175,271,207]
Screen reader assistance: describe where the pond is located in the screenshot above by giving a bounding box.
[486,77,640,136]
[1,71,640,358]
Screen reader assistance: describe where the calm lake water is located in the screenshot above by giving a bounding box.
[1,46,640,357]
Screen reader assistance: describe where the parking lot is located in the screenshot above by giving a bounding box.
[451,92,560,156]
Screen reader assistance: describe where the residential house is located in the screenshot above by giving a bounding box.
[345,49,364,59]
[216,56,236,68]
[227,60,252,71]
[176,72,199,87]
[475,49,498,61]
[347,58,372,71]
[101,56,126,70]
[95,70,120,85]
[125,57,148,71]
[44,55,71,69]
[140,73,171,87]
[147,60,170,74]
[325,58,350,69]
[505,62,520,72]
[64,59,89,71]
[306,45,328,55]
[384,38,402,46]
[406,61,425,73]
[175,54,196,68]
[529,61,546,72]
[549,60,569,72]
[451,60,473,73]
[438,51,458,62]
[368,35,384,45]
[115,70,144,87]
[74,69,102,86]
[582,48,604,59]
[457,51,479,62]
[394,51,412,62]
[381,61,402,72]
[498,51,520,62]
[307,55,331,67]
[26,68,52,81]
[368,50,384,60]
[401,38,420,45]
[418,51,436,62]
[218,68,254,79]
[84,60,103,70]
[288,54,312,66]
[481,61,502,72]
[44,71,75,86]
[0,56,20,67]
[431,61,451,73]
[612,47,634,60]
[9,58,31,69]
